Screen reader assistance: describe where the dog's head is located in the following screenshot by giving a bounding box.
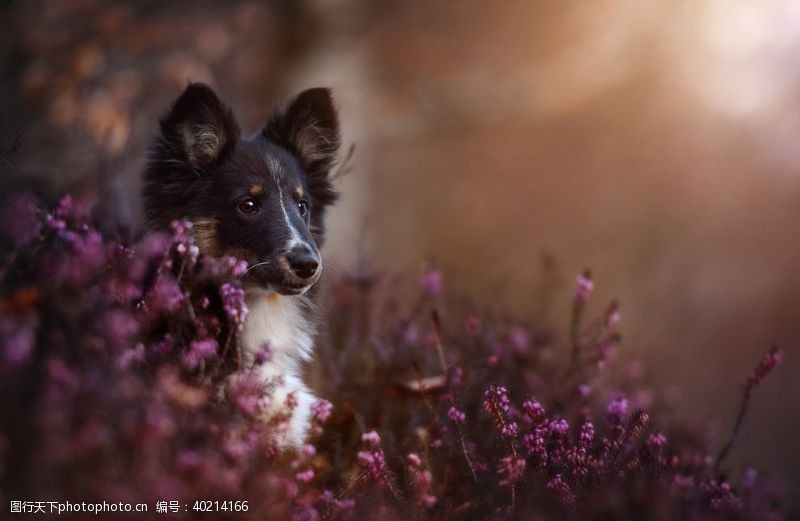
[143,83,340,295]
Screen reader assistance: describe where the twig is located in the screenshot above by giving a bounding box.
[431,309,478,483]
[714,345,782,472]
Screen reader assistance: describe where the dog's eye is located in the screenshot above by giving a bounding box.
[237,197,259,215]
[298,200,309,216]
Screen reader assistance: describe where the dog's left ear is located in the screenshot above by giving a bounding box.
[160,83,240,170]
[264,88,340,204]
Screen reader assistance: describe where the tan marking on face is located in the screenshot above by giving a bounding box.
[266,292,280,303]
[192,218,221,255]
[294,186,304,199]
[248,185,263,197]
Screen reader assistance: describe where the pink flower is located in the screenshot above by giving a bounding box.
[295,468,315,483]
[746,346,782,389]
[447,406,466,425]
[420,267,442,298]
[361,430,381,448]
[574,271,594,303]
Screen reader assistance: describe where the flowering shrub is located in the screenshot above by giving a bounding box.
[0,191,787,520]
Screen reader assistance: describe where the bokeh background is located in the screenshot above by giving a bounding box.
[1,0,799,508]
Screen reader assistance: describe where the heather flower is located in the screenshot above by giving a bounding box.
[0,191,785,519]
[149,274,184,313]
[508,326,530,353]
[465,315,481,335]
[49,227,107,286]
[578,421,595,448]
[606,397,629,423]
[0,312,38,366]
[253,343,272,365]
[548,418,569,438]
[102,309,140,347]
[402,324,419,344]
[546,474,575,506]
[746,346,782,389]
[407,452,436,507]
[497,456,526,487]
[357,431,389,486]
[220,282,249,331]
[311,399,333,424]
[295,468,315,483]
[221,255,249,277]
[521,397,545,424]
[420,266,442,298]
[574,271,594,303]
[705,479,743,513]
[0,191,41,248]
[361,430,381,448]
[447,405,466,425]
[301,444,316,458]
[741,467,757,489]
[647,432,667,453]
[54,194,73,218]
[484,385,517,439]
[182,337,219,369]
[604,300,620,328]
[523,427,548,468]
[450,366,464,387]
[229,373,267,417]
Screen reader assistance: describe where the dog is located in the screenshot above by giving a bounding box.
[142,83,340,447]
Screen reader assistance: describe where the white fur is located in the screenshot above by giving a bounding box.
[241,289,317,448]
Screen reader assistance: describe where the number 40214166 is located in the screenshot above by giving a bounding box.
[193,501,249,512]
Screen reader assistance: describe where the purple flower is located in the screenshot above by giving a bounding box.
[574,271,594,303]
[447,406,466,425]
[484,385,517,439]
[546,474,575,506]
[182,337,219,369]
[150,274,185,313]
[0,313,38,366]
[746,346,782,389]
[253,343,272,365]
[647,432,667,453]
[548,418,569,437]
[578,421,595,448]
[420,267,442,298]
[508,326,530,353]
[220,282,249,331]
[523,428,548,467]
[521,397,545,424]
[606,397,629,422]
[0,191,41,248]
[465,315,481,335]
[605,300,621,327]
[295,468,315,483]
[361,430,381,448]
[497,456,526,487]
[407,453,436,507]
[311,399,333,424]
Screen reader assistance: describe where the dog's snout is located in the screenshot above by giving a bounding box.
[287,246,319,280]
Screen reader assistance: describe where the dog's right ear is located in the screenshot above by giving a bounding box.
[159,83,240,170]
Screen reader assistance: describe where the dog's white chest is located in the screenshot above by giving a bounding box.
[240,290,317,447]
[241,291,314,371]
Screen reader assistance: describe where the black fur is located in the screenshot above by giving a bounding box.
[143,83,340,294]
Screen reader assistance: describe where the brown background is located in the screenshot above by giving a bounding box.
[1,0,798,506]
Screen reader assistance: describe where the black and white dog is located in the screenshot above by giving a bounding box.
[142,83,340,447]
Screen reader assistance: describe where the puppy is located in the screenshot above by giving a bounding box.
[142,83,340,447]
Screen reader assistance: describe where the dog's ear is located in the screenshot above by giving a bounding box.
[160,83,240,169]
[263,88,340,205]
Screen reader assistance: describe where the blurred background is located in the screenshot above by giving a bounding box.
[1,0,799,507]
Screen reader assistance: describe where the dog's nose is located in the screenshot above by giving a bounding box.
[287,247,319,279]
